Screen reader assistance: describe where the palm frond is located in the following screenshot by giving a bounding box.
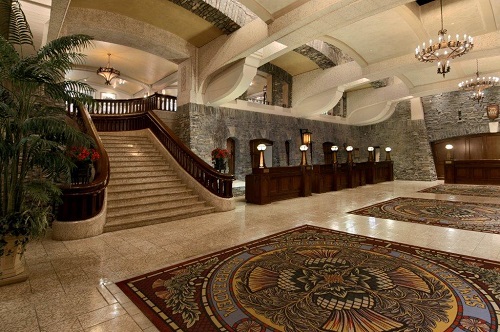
[43,80,94,104]
[37,35,93,61]
[6,0,33,47]
[0,35,19,74]
[21,116,92,147]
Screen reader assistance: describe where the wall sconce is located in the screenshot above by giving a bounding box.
[385,147,392,161]
[346,145,353,163]
[331,145,338,164]
[368,146,374,162]
[300,144,309,165]
[257,143,267,168]
[445,144,453,161]
[300,129,312,145]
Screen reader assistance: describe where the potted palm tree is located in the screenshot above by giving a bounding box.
[0,0,94,285]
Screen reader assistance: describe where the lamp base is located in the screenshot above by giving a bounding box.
[489,121,498,133]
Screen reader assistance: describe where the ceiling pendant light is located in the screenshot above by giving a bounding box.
[415,0,473,78]
[458,59,499,104]
[97,53,120,85]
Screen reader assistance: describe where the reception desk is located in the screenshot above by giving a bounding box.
[246,161,394,205]
[245,166,313,205]
[312,161,393,193]
[444,160,500,185]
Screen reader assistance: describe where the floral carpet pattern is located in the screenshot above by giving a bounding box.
[419,184,500,197]
[349,197,500,234]
[116,225,500,332]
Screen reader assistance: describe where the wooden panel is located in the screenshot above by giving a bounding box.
[431,133,500,179]
[468,137,483,159]
[246,166,312,204]
[445,160,500,185]
[484,136,500,159]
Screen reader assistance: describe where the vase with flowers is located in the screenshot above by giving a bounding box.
[68,146,100,184]
[211,148,230,172]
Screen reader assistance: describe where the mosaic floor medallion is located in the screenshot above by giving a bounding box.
[116,225,500,332]
[419,184,500,197]
[349,197,500,234]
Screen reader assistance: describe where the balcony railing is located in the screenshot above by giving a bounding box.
[84,93,177,115]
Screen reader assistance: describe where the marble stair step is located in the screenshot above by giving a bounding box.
[109,156,168,164]
[103,206,215,232]
[106,149,159,156]
[100,135,149,141]
[107,181,185,192]
[107,199,205,218]
[110,165,172,173]
[110,170,176,179]
[106,187,193,200]
[100,141,153,147]
[107,194,199,208]
[107,151,160,157]
[109,174,180,185]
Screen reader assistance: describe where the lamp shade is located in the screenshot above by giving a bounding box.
[331,145,338,151]
[299,144,308,151]
[346,146,353,151]
[257,144,267,151]
[301,130,312,145]
[97,53,120,85]
[385,147,392,152]
[445,144,453,150]
[367,146,374,151]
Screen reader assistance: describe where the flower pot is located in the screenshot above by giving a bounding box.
[0,235,28,286]
[71,162,94,184]
[214,158,226,172]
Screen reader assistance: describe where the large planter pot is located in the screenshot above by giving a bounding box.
[0,235,28,286]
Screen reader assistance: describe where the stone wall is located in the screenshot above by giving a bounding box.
[356,101,437,181]
[168,0,256,33]
[174,87,500,182]
[175,102,437,181]
[258,63,293,108]
[294,41,336,69]
[421,86,500,142]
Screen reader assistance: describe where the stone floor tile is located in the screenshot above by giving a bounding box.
[83,315,142,332]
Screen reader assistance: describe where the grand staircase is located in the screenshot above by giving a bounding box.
[99,131,215,232]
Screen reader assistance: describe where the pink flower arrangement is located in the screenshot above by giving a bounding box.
[68,146,100,163]
[211,148,230,160]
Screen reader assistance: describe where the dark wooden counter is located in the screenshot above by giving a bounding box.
[245,166,312,204]
[444,159,500,184]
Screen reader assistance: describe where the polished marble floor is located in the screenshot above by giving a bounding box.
[1,180,500,331]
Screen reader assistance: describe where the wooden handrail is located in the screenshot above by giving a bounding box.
[57,104,110,221]
[146,111,234,198]
[85,93,176,115]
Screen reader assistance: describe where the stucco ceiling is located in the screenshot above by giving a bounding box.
[21,0,500,108]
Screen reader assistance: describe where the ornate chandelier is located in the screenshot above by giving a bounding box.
[415,0,473,78]
[458,60,499,103]
[97,53,120,85]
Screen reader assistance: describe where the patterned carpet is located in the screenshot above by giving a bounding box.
[419,184,500,197]
[349,197,500,234]
[116,225,500,332]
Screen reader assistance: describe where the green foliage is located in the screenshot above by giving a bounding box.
[0,0,95,250]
